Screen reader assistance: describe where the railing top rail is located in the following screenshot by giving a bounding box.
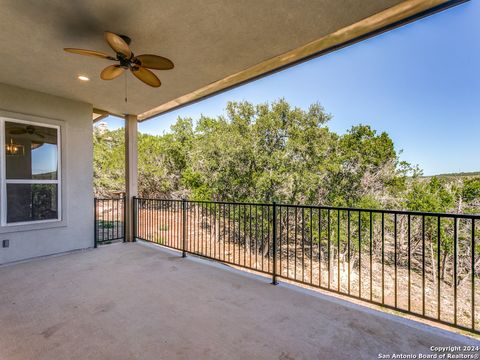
[132,197,480,219]
[95,197,126,200]
[134,198,271,207]
[276,203,480,219]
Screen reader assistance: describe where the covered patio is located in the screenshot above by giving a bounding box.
[0,0,478,357]
[0,242,476,360]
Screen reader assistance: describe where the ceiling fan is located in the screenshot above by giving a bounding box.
[9,125,45,139]
[64,32,174,88]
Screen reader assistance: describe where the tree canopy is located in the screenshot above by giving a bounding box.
[94,99,480,214]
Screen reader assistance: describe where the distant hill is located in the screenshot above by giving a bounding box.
[422,171,480,179]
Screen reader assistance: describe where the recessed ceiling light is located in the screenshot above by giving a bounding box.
[78,75,90,81]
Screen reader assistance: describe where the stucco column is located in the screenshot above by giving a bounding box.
[125,114,138,242]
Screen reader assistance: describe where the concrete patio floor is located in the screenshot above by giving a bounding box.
[0,242,478,360]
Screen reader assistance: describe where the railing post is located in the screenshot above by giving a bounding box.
[182,199,187,258]
[132,196,137,242]
[94,198,98,248]
[271,201,278,285]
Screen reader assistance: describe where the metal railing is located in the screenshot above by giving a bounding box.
[133,197,480,334]
[94,196,126,246]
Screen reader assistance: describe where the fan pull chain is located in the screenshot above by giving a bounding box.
[124,72,128,103]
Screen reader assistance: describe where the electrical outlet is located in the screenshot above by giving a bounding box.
[2,239,9,248]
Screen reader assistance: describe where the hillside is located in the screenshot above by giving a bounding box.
[423,171,480,179]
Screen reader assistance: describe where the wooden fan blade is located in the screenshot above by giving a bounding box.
[64,48,115,60]
[131,67,161,87]
[135,54,174,70]
[104,32,131,58]
[100,65,125,80]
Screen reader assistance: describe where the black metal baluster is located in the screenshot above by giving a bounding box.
[233,205,237,263]
[422,215,426,316]
[302,207,305,282]
[144,199,148,242]
[203,202,205,254]
[137,199,141,240]
[370,212,373,302]
[124,197,128,242]
[104,199,108,242]
[207,203,213,257]
[337,210,340,292]
[310,208,313,285]
[239,204,242,264]
[262,206,265,272]
[100,199,104,243]
[175,201,179,248]
[154,200,157,244]
[215,203,219,258]
[272,201,278,284]
[223,204,226,260]
[197,203,200,254]
[109,199,112,241]
[164,200,167,245]
[255,205,259,269]
[157,199,159,244]
[359,211,362,298]
[207,203,210,256]
[106,199,109,241]
[178,201,181,249]
[408,214,411,312]
[163,200,166,245]
[295,207,298,280]
[114,198,118,240]
[170,201,173,247]
[328,209,331,290]
[279,206,282,275]
[337,210,342,292]
[132,197,136,242]
[248,204,253,268]
[141,199,144,240]
[153,200,162,244]
[437,216,441,320]
[394,213,397,308]
[382,212,385,304]
[182,200,187,257]
[203,203,206,255]
[285,206,290,278]
[160,200,164,246]
[198,203,201,253]
[244,205,247,267]
[472,218,475,331]
[348,210,351,294]
[454,217,458,325]
[267,206,271,272]
[319,208,322,287]
[230,204,233,263]
[94,198,98,248]
[155,200,158,243]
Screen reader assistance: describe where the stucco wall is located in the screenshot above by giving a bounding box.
[0,83,93,264]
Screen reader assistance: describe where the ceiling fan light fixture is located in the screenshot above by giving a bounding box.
[65,32,173,89]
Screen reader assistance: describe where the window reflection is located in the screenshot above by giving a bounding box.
[5,122,58,180]
[6,184,58,223]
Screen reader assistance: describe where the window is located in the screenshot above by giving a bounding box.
[1,118,61,225]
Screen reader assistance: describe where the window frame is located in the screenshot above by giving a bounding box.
[0,117,62,226]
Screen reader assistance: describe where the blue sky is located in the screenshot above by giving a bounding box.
[100,1,480,176]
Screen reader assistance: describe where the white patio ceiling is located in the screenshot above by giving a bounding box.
[0,0,456,121]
